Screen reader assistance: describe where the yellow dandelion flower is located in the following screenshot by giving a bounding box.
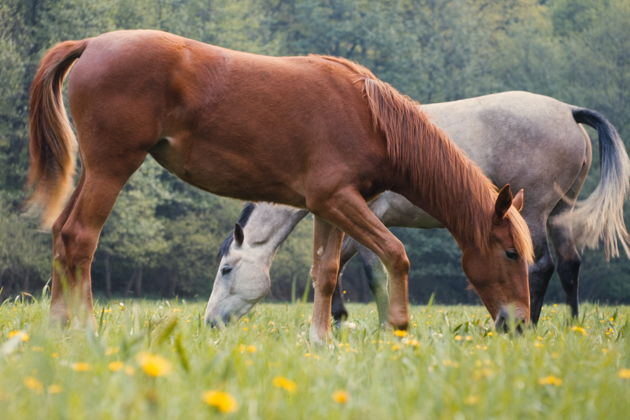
[464,395,479,405]
[24,376,43,393]
[571,326,587,336]
[404,338,420,348]
[239,344,257,354]
[442,360,460,368]
[202,390,238,413]
[390,344,401,351]
[486,331,495,337]
[538,376,562,386]
[454,335,463,341]
[332,390,349,404]
[393,330,407,338]
[534,341,544,349]
[48,384,63,394]
[272,376,297,393]
[138,353,171,377]
[51,352,59,358]
[71,362,91,372]
[618,369,630,379]
[108,361,124,372]
[8,330,29,342]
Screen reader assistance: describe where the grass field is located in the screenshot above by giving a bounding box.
[1,298,628,419]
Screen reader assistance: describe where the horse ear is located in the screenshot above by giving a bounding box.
[512,188,524,212]
[494,184,513,221]
[234,223,244,246]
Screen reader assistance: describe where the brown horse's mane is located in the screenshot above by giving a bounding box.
[316,55,534,262]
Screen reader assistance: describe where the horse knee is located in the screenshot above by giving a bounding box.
[59,225,97,266]
[384,241,409,277]
[313,261,340,297]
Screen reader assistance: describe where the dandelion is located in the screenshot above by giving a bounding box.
[108,361,124,372]
[202,390,238,413]
[138,353,171,377]
[404,338,420,348]
[24,376,43,393]
[538,376,562,386]
[272,376,297,393]
[8,330,29,342]
[238,344,257,354]
[618,369,630,379]
[390,344,401,351]
[486,331,495,337]
[534,341,544,349]
[571,326,587,336]
[464,395,479,405]
[454,335,463,341]
[393,330,407,338]
[332,390,349,404]
[48,384,63,394]
[71,362,92,372]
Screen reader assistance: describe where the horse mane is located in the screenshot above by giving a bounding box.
[217,202,256,260]
[316,55,534,262]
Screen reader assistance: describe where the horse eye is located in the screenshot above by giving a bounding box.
[505,249,519,260]
[221,265,233,275]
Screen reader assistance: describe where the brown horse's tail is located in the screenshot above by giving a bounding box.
[27,39,88,229]
[566,108,630,259]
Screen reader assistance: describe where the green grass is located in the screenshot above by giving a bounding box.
[1,299,629,419]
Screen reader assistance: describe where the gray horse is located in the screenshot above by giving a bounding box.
[205,91,630,326]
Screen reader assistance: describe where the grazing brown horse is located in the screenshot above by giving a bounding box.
[28,30,533,341]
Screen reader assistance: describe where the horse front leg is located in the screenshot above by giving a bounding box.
[309,188,410,331]
[310,216,345,344]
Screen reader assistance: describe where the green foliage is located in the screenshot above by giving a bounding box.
[0,0,628,302]
[0,301,629,418]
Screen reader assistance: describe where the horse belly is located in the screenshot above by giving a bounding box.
[149,136,306,206]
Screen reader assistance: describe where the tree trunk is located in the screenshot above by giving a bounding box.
[134,266,143,297]
[104,253,112,298]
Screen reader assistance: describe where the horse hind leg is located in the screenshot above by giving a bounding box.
[547,160,589,319]
[50,145,147,326]
[528,225,555,325]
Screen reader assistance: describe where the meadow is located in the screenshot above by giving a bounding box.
[1,298,628,419]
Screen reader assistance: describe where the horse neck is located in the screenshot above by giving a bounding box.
[244,203,309,263]
[396,129,497,251]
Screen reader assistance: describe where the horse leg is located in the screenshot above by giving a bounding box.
[547,159,588,319]
[310,216,345,343]
[331,237,357,324]
[548,221,581,318]
[528,230,555,325]
[309,188,410,331]
[50,149,146,326]
[357,243,389,325]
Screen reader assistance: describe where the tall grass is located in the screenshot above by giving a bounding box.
[0,298,628,419]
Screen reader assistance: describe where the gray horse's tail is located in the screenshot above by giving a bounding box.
[569,108,630,259]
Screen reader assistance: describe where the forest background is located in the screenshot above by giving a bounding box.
[1,0,628,304]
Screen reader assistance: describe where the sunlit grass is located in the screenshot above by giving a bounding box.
[1,298,628,419]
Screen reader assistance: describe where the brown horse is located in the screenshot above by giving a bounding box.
[28,30,532,341]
